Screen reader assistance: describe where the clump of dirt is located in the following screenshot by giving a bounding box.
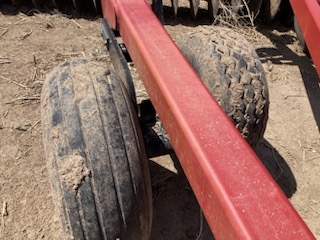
[58,154,90,193]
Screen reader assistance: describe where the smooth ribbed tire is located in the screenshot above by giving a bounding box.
[41,60,152,240]
[176,27,269,147]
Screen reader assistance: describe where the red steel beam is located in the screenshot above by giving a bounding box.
[101,0,316,239]
[290,0,320,77]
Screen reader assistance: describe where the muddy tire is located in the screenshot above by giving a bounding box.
[260,0,281,22]
[41,60,152,240]
[176,27,269,147]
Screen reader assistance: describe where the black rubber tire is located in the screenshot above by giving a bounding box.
[41,59,152,240]
[259,0,281,22]
[176,27,269,147]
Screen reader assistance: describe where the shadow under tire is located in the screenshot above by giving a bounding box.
[177,27,269,147]
[41,59,152,240]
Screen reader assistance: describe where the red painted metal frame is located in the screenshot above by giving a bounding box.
[290,0,320,77]
[101,0,316,239]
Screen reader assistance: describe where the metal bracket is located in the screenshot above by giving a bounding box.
[101,18,172,158]
[139,99,173,158]
[101,19,136,103]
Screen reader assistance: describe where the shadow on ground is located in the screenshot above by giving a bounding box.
[149,137,297,239]
[0,1,100,20]
[149,154,215,240]
[256,26,320,134]
[255,139,297,198]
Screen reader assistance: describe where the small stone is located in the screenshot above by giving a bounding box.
[267,60,273,72]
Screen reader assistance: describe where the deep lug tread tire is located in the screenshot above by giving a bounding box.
[176,27,269,147]
[41,59,152,240]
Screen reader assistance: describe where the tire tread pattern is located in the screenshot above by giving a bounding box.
[41,60,152,240]
[177,27,269,147]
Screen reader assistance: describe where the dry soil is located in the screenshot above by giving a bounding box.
[0,2,319,240]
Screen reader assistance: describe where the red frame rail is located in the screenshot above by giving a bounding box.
[291,0,320,76]
[101,0,316,238]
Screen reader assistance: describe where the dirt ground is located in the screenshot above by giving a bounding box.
[0,2,319,240]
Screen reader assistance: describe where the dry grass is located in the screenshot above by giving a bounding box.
[214,0,255,28]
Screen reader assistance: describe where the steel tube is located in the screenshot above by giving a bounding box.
[291,0,320,77]
[101,0,316,238]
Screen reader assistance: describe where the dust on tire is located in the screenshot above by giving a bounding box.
[41,59,152,240]
[176,26,269,147]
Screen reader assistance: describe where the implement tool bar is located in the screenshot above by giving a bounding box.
[101,0,315,238]
[290,0,320,77]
